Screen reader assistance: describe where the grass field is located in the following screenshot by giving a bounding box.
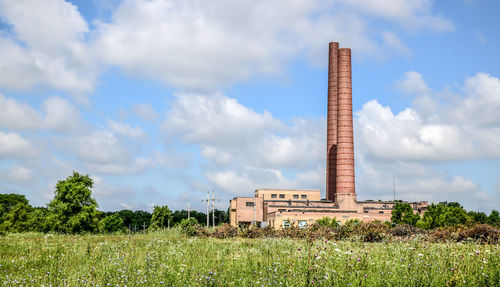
[0,231,499,286]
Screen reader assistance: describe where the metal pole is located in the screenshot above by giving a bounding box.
[393,176,396,202]
[212,189,216,228]
[188,201,191,219]
[206,190,210,228]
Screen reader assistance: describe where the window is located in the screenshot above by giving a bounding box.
[283,220,291,228]
[301,195,307,199]
[298,220,307,229]
[246,202,255,207]
[379,211,384,214]
[271,194,277,199]
[364,210,368,213]
[278,209,286,212]
[279,194,285,199]
[293,194,299,199]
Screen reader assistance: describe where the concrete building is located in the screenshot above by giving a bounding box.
[229,42,427,229]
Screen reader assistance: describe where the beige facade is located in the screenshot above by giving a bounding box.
[254,189,321,201]
[230,190,428,229]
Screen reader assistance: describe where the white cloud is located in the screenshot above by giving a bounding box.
[338,0,454,32]
[42,96,86,132]
[357,72,500,161]
[0,131,33,158]
[355,154,497,211]
[0,94,42,129]
[107,119,147,139]
[132,104,159,122]
[0,166,36,185]
[397,71,430,95]
[0,0,96,92]
[92,0,451,90]
[0,0,452,92]
[0,94,85,133]
[163,93,285,146]
[162,93,325,196]
[382,31,411,56]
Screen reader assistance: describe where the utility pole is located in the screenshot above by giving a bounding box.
[393,176,396,202]
[188,201,191,219]
[201,190,210,228]
[212,189,216,228]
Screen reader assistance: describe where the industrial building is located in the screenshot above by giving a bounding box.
[229,42,427,229]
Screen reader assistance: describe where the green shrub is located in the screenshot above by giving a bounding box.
[178,217,199,236]
[315,217,339,228]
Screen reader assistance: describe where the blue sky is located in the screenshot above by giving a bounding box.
[0,0,499,212]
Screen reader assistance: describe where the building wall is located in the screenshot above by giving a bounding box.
[254,189,321,201]
[229,197,263,226]
[230,194,427,229]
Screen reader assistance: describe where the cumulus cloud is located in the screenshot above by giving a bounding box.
[357,72,500,161]
[354,71,500,211]
[107,119,147,139]
[0,0,97,92]
[0,94,86,133]
[162,93,325,195]
[338,0,454,32]
[0,0,452,92]
[0,131,34,158]
[132,104,159,122]
[0,166,36,186]
[91,0,451,90]
[355,154,496,211]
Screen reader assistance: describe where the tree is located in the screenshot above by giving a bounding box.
[0,194,33,233]
[149,206,173,230]
[47,171,100,233]
[489,210,500,227]
[99,214,125,233]
[391,202,420,226]
[417,202,467,229]
[467,211,488,225]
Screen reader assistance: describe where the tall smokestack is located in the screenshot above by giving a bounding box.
[336,48,355,195]
[326,42,339,201]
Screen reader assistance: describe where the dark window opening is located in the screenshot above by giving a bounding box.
[271,194,277,198]
[279,194,285,199]
[246,202,255,207]
[293,194,299,199]
[301,195,307,199]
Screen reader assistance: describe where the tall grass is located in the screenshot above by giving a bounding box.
[0,230,498,286]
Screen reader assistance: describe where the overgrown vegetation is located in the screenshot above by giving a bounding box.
[0,172,227,235]
[0,231,498,286]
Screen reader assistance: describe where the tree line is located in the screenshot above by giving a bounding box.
[0,171,228,234]
[390,201,499,228]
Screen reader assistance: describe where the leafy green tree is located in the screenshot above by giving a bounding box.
[47,171,100,233]
[0,194,34,233]
[178,217,199,236]
[467,211,489,225]
[391,202,420,226]
[171,210,206,226]
[316,216,339,227]
[26,207,49,232]
[116,210,152,231]
[489,210,500,227]
[99,214,125,233]
[149,205,173,230]
[417,202,468,229]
